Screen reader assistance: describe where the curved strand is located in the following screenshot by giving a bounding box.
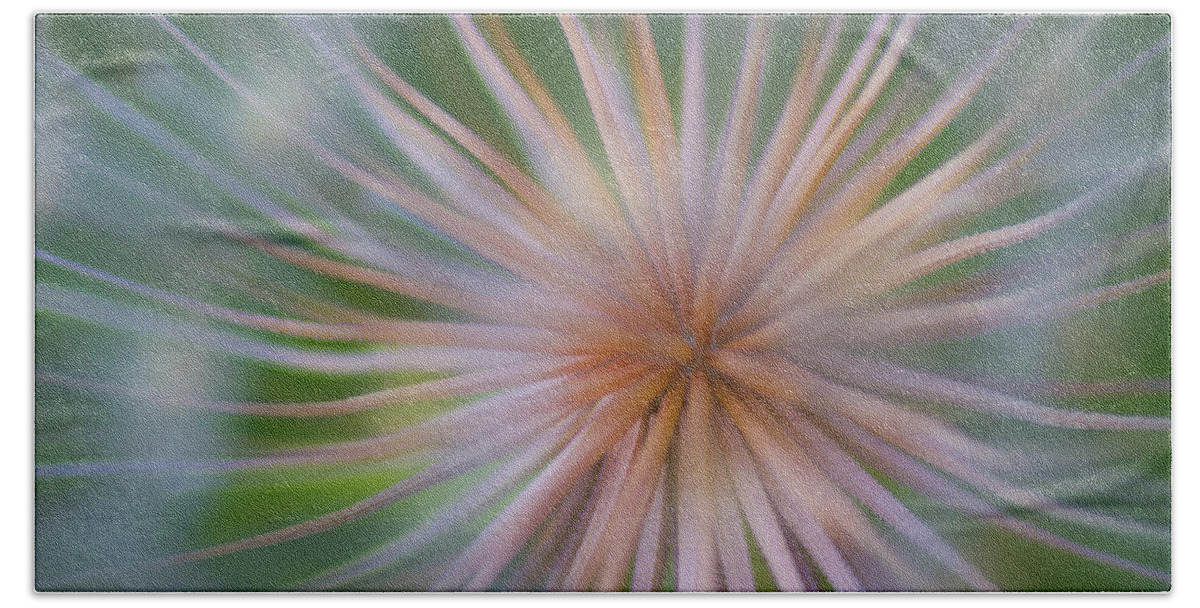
[805,351,1168,431]
[820,413,1169,584]
[308,413,585,589]
[579,379,686,590]
[716,416,809,591]
[433,366,674,590]
[712,381,862,591]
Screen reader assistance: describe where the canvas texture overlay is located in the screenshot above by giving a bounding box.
[34,14,1170,591]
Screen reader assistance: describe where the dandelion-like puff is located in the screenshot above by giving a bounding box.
[35,14,1170,591]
